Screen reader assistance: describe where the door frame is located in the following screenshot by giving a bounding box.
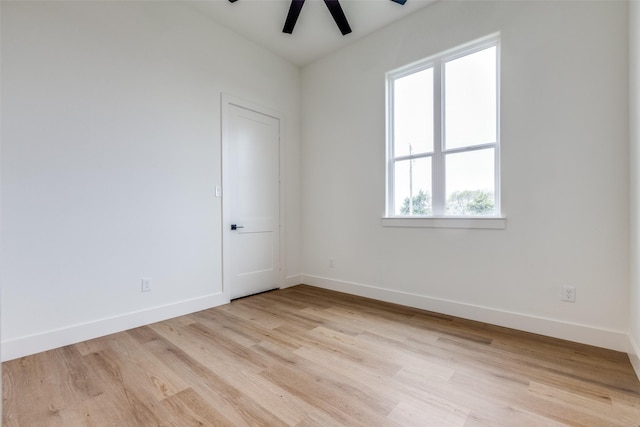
[220,93,285,301]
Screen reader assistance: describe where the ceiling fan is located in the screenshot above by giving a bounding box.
[228,0,407,36]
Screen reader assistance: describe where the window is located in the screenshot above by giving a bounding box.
[385,35,501,225]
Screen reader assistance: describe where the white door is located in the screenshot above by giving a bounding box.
[223,100,280,300]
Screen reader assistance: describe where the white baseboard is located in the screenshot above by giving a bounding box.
[4,276,634,367]
[301,275,629,352]
[1,292,229,362]
[629,334,640,381]
[283,274,303,289]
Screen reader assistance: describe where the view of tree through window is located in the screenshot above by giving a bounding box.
[387,35,500,218]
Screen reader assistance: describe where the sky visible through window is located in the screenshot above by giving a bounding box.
[392,46,497,215]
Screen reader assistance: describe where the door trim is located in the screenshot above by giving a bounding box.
[221,93,285,301]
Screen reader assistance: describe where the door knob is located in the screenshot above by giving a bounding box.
[230,224,244,230]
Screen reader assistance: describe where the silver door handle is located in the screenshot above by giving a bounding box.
[230,224,244,231]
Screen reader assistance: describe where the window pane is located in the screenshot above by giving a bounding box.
[393,68,434,157]
[394,157,432,216]
[444,46,496,150]
[445,149,495,216]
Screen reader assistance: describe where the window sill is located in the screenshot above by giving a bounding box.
[381,216,506,229]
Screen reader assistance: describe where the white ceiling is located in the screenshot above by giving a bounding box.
[188,0,437,67]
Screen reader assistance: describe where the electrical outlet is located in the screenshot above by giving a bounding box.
[329,257,335,268]
[561,286,576,303]
[141,277,153,292]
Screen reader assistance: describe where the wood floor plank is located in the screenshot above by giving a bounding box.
[80,349,177,426]
[142,330,289,426]
[4,285,640,426]
[259,362,400,427]
[387,396,469,427]
[160,388,236,427]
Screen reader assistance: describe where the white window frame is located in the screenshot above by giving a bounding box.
[383,34,505,229]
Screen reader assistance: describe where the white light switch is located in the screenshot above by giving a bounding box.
[141,277,152,292]
[215,185,222,197]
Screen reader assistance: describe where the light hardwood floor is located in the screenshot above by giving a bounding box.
[3,285,640,426]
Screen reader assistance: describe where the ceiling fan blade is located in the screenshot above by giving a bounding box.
[390,0,407,4]
[324,0,352,36]
[283,0,306,34]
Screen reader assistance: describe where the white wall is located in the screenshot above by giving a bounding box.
[301,1,630,350]
[630,0,640,376]
[0,1,301,360]
[0,1,3,415]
